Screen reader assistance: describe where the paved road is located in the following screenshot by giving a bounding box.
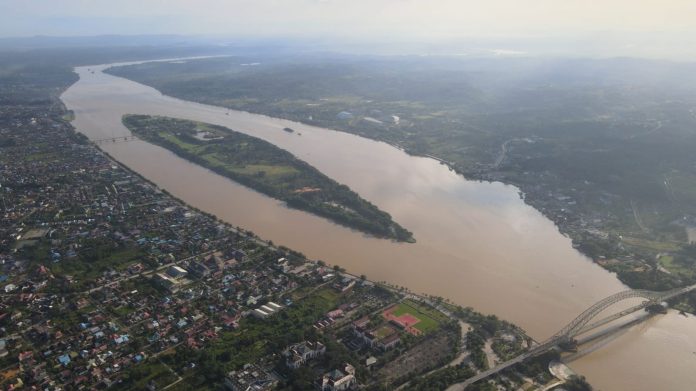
[493,139,515,168]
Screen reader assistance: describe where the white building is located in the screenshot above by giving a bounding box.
[252,302,284,319]
[316,363,356,391]
[167,265,188,279]
[284,341,326,369]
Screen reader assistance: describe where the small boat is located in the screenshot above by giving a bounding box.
[283,127,295,133]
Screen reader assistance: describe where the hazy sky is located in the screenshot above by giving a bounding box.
[2,0,696,58]
[2,0,695,38]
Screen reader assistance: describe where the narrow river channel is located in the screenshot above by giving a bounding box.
[61,61,696,391]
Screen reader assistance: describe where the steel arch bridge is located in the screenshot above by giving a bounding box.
[549,288,668,341]
[534,285,691,352]
[449,284,696,390]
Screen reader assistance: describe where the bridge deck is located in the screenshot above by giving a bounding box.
[93,135,138,144]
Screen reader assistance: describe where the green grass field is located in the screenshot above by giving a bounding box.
[375,324,397,338]
[159,132,299,180]
[391,300,447,333]
[111,360,179,391]
[659,254,695,279]
[621,236,681,253]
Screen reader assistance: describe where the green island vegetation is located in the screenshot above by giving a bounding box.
[122,114,414,242]
[108,56,696,310]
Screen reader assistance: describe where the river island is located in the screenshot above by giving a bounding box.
[122,114,414,242]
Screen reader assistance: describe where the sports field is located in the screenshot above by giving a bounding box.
[383,300,446,334]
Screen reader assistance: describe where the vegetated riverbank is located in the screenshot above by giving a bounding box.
[106,57,696,312]
[122,114,414,242]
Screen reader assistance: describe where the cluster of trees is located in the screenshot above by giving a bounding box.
[674,243,696,266]
[513,351,558,385]
[466,329,488,371]
[452,306,511,336]
[19,236,147,294]
[403,365,476,391]
[558,375,594,391]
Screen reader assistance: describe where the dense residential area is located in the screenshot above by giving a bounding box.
[0,55,573,391]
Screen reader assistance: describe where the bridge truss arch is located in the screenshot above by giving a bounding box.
[454,284,696,389]
[550,288,673,342]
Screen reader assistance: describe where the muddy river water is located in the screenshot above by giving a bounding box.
[61,61,696,390]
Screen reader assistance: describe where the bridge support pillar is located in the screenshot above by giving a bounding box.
[645,302,667,314]
[558,339,578,352]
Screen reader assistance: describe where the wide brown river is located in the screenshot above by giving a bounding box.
[62,61,696,390]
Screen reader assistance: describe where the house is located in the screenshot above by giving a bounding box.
[375,333,400,351]
[352,316,369,330]
[18,351,34,363]
[321,273,335,282]
[57,354,71,366]
[354,322,400,351]
[316,363,356,391]
[230,249,247,262]
[326,309,344,320]
[252,302,283,319]
[166,265,188,279]
[153,273,188,292]
[365,356,377,368]
[336,111,354,120]
[333,277,356,293]
[284,341,326,369]
[225,363,278,391]
[187,261,211,278]
[351,316,370,340]
[128,263,144,274]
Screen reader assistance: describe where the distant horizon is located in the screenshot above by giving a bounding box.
[1,32,696,62]
[1,0,696,60]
